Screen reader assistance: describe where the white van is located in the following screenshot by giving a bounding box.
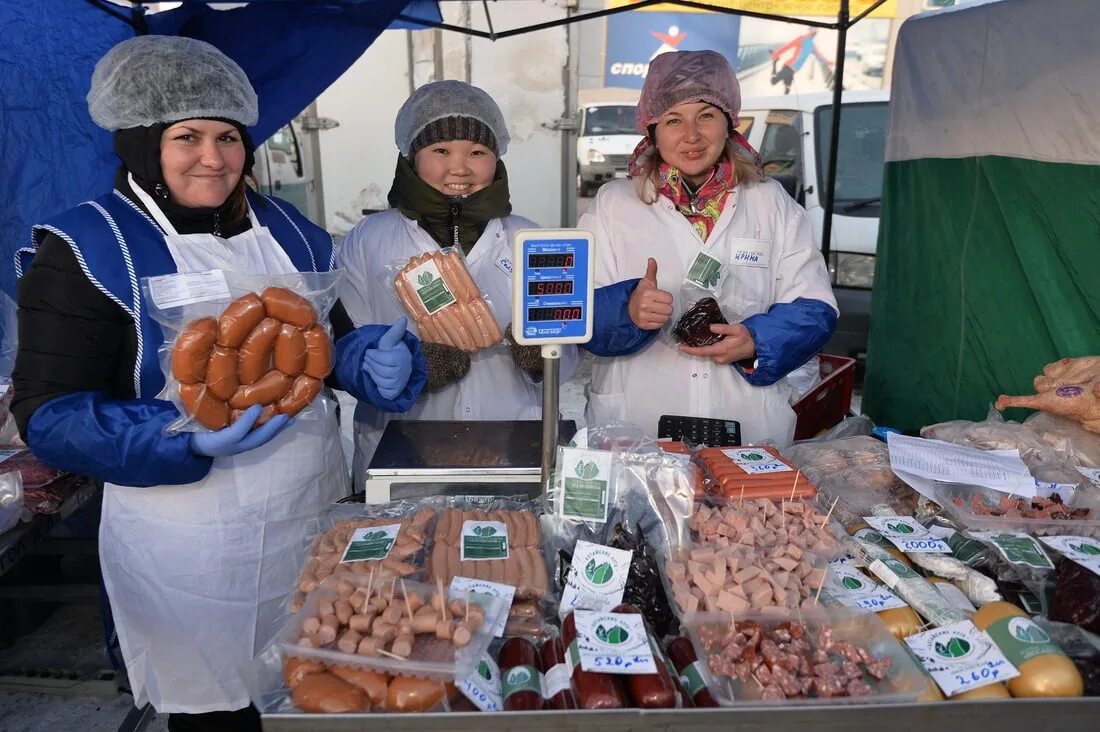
[738,90,889,368]
[576,90,642,197]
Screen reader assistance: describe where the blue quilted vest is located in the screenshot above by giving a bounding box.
[17,189,334,399]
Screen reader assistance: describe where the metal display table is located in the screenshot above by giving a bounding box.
[262,698,1100,731]
[362,420,576,503]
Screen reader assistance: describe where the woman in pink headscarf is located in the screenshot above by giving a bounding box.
[580,50,837,447]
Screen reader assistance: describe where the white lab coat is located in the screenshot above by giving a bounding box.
[579,178,837,447]
[337,209,580,483]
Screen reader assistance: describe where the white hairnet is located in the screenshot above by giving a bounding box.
[395,80,510,157]
[637,50,741,133]
[87,35,258,131]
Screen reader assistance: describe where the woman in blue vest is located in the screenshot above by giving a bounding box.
[11,36,426,731]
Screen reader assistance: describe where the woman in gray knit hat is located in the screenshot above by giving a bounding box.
[337,80,580,480]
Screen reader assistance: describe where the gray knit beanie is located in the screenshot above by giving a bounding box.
[409,115,498,157]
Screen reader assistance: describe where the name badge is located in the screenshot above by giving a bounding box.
[730,238,771,268]
[496,256,514,276]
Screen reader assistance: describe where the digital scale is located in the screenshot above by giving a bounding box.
[361,230,595,503]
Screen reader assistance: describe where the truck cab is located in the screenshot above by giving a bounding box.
[738,90,889,374]
[576,93,641,197]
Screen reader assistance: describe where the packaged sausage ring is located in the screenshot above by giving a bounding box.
[141,269,342,433]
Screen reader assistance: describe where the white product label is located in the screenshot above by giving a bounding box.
[574,610,656,675]
[461,520,509,561]
[824,562,907,611]
[906,620,1019,697]
[863,516,951,554]
[730,238,771,268]
[868,559,901,589]
[720,447,793,474]
[339,523,401,563]
[969,531,1054,570]
[0,449,22,466]
[932,582,977,614]
[684,250,726,292]
[404,258,456,315]
[1034,480,1077,502]
[541,662,572,699]
[886,433,1037,500]
[450,576,516,638]
[559,541,632,617]
[495,255,514,276]
[458,652,503,712]
[1077,467,1100,488]
[147,269,230,309]
[558,448,614,523]
[1040,535,1100,576]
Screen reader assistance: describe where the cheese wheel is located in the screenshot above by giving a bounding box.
[973,601,1083,698]
[951,682,1011,700]
[877,606,923,640]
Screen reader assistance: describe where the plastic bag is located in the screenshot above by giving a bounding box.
[385,248,502,353]
[0,472,22,534]
[0,448,64,489]
[1032,618,1100,696]
[1026,412,1100,469]
[0,291,16,379]
[796,414,874,443]
[141,269,341,434]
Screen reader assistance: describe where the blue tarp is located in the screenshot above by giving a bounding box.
[0,0,440,299]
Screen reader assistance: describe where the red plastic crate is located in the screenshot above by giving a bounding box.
[792,354,856,441]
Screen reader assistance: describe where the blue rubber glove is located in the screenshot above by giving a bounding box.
[190,404,293,458]
[363,316,414,400]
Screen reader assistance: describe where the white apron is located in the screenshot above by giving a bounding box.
[99,182,348,712]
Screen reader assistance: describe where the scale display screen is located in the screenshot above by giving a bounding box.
[513,230,594,345]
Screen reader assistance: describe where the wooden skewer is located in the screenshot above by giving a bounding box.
[376,649,406,662]
[790,469,801,502]
[465,599,470,624]
[751,673,764,690]
[400,579,414,622]
[739,484,745,508]
[822,496,840,526]
[814,571,827,606]
[365,566,376,606]
[436,576,446,623]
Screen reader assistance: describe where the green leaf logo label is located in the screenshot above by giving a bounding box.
[506,667,531,685]
[477,660,492,681]
[1072,542,1100,556]
[595,623,629,645]
[1009,618,1050,644]
[842,576,864,591]
[474,525,497,537]
[934,637,971,659]
[574,460,600,479]
[417,271,433,286]
[585,558,615,586]
[888,522,915,535]
[742,451,766,462]
[363,530,385,541]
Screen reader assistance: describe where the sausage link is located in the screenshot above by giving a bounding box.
[205,345,239,401]
[527,547,548,600]
[238,317,281,384]
[179,383,230,430]
[540,637,578,710]
[433,306,476,353]
[562,612,626,709]
[274,324,307,376]
[171,317,217,384]
[611,604,678,708]
[468,297,503,346]
[301,325,333,379]
[217,293,266,348]
[261,286,317,329]
[393,268,430,320]
[229,370,293,410]
[437,250,479,302]
[665,637,719,707]
[499,638,543,711]
[276,374,322,416]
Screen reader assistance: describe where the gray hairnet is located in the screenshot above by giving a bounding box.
[395,80,510,157]
[87,35,258,131]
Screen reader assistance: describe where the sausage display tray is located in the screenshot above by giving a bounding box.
[261,697,1100,731]
[362,420,576,503]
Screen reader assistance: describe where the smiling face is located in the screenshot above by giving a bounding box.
[652,101,730,185]
[413,139,497,196]
[159,119,246,208]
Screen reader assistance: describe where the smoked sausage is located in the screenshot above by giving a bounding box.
[274,324,307,377]
[179,383,230,430]
[665,636,719,707]
[171,317,217,384]
[611,604,679,708]
[229,370,293,410]
[216,293,266,348]
[261,286,317,329]
[302,325,333,379]
[238,317,281,384]
[499,638,543,711]
[204,345,239,401]
[276,374,322,416]
[540,637,578,710]
[561,611,626,709]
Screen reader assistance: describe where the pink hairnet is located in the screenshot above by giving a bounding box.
[636,50,741,133]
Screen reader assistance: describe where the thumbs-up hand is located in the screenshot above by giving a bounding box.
[628,258,674,331]
[363,316,414,400]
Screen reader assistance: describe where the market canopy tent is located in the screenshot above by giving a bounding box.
[0,0,440,298]
[862,0,1100,432]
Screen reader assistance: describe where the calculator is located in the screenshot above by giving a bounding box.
[657,415,741,447]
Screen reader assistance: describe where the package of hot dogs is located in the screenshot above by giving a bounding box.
[141,270,341,433]
[388,248,502,354]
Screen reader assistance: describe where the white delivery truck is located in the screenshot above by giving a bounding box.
[576,89,641,197]
[738,90,889,370]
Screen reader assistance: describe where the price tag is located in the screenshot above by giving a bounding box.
[574,610,657,675]
[559,541,632,617]
[683,250,726,292]
[1040,535,1100,576]
[905,620,1020,697]
[558,448,613,523]
[968,531,1054,570]
[450,576,516,638]
[339,524,401,563]
[824,562,907,611]
[147,269,230,309]
[457,652,503,712]
[863,516,951,554]
[1034,479,1077,502]
[404,258,456,314]
[721,448,792,475]
[461,520,509,561]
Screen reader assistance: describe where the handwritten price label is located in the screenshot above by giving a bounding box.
[864,516,951,554]
[575,611,657,676]
[906,621,1019,697]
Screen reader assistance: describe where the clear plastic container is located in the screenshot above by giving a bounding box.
[933,482,1100,537]
[681,607,927,706]
[276,575,507,681]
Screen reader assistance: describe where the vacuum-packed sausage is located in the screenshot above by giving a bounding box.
[276,374,322,416]
[290,671,369,713]
[238,317,281,384]
[230,404,277,426]
[540,637,578,710]
[216,293,266,348]
[261,286,317,329]
[179,383,230,430]
[385,677,451,713]
[171,317,217,384]
[204,345,239,401]
[665,636,719,707]
[561,611,626,709]
[328,665,389,709]
[302,325,333,379]
[499,637,544,711]
[229,370,293,410]
[274,324,307,376]
[611,604,678,708]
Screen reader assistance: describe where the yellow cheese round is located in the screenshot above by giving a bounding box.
[972,601,1083,698]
